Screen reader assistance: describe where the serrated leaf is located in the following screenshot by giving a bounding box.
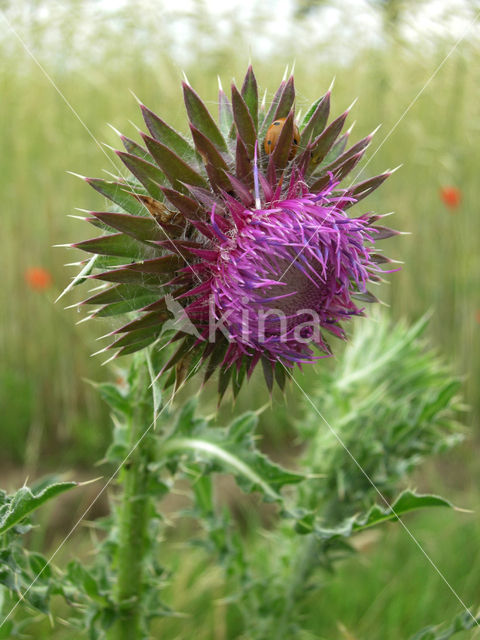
[410,610,480,640]
[0,482,77,534]
[302,490,454,539]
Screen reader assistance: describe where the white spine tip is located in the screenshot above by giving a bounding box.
[346,120,356,135]
[347,97,358,112]
[67,171,87,180]
[107,123,123,137]
[328,76,336,93]
[217,75,223,92]
[182,71,190,86]
[76,314,94,325]
[129,89,142,104]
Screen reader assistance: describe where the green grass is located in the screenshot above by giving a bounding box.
[0,4,479,638]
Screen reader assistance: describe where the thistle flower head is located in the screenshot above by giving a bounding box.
[68,66,399,398]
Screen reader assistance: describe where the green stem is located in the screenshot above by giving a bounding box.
[279,535,320,638]
[107,365,155,640]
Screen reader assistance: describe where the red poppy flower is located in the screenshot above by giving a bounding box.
[440,186,461,209]
[25,267,52,291]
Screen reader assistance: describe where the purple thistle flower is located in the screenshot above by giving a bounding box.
[67,67,399,398]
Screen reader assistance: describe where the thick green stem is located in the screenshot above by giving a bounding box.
[107,368,155,640]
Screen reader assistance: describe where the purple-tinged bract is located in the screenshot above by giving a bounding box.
[68,66,399,398]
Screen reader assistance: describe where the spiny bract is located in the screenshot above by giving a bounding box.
[68,66,399,398]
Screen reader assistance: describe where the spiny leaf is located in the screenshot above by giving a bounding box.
[232,83,256,157]
[344,171,391,206]
[297,490,455,538]
[73,233,151,259]
[260,80,286,134]
[81,283,155,306]
[235,135,253,187]
[183,82,228,152]
[142,133,208,192]
[310,151,364,192]
[114,309,170,334]
[218,87,234,138]
[0,482,77,534]
[301,91,331,143]
[120,135,154,164]
[322,133,372,174]
[272,111,295,171]
[189,125,231,191]
[116,151,166,200]
[308,109,349,169]
[241,65,258,130]
[160,185,201,220]
[141,104,197,161]
[86,178,147,216]
[90,212,166,242]
[93,294,159,318]
[273,75,295,121]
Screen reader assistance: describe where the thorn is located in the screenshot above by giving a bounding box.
[101,352,118,366]
[76,313,95,325]
[217,75,223,92]
[369,123,382,138]
[182,70,190,86]
[390,164,403,173]
[107,123,123,137]
[66,171,87,180]
[346,97,358,112]
[67,215,88,221]
[346,120,356,135]
[101,142,117,152]
[91,345,110,357]
[260,89,267,111]
[53,243,73,248]
[103,169,121,180]
[78,477,103,487]
[74,207,91,213]
[129,119,143,133]
[290,60,296,76]
[129,89,142,104]
[64,260,84,267]
[282,64,289,83]
[328,76,336,93]
[64,300,82,310]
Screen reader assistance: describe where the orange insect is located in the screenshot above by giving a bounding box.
[264,117,300,160]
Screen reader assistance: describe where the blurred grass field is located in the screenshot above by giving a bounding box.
[0,1,479,637]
